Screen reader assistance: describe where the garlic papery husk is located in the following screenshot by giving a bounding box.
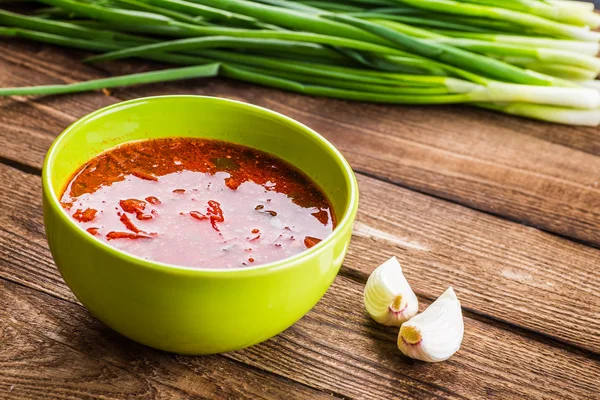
[397,287,464,362]
[364,256,418,326]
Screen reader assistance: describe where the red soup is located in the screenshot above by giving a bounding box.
[60,138,335,269]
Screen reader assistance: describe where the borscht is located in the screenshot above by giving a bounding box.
[60,138,335,269]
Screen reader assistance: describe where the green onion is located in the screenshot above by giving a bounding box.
[0,64,220,96]
[425,38,600,74]
[0,26,126,52]
[1,0,599,126]
[0,8,149,43]
[143,0,265,27]
[434,32,600,55]
[354,13,493,33]
[110,0,209,25]
[282,1,364,13]
[323,14,554,85]
[219,64,475,104]
[475,103,600,126]
[394,0,600,41]
[37,0,174,25]
[453,0,600,28]
[83,31,407,64]
[236,66,459,94]
[83,36,360,64]
[183,0,389,44]
[503,62,597,81]
[232,0,325,13]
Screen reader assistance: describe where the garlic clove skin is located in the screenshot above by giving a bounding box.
[364,256,419,326]
[397,287,464,362]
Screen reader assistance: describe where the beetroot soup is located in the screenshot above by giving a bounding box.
[60,138,335,269]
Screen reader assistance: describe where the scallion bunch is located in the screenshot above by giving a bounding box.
[2,0,600,125]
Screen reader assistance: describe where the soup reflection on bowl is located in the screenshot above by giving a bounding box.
[43,96,359,354]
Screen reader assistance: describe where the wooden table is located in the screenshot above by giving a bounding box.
[1,38,599,400]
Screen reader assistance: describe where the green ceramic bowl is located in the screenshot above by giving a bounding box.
[42,95,359,355]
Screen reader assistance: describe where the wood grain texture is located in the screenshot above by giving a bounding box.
[0,320,190,400]
[2,38,600,399]
[0,279,340,400]
[1,136,599,354]
[0,42,122,168]
[2,40,600,248]
[232,275,600,400]
[351,177,600,353]
[1,163,599,400]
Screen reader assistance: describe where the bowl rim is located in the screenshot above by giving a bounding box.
[43,95,359,277]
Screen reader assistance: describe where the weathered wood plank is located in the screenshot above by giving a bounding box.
[0,42,121,168]
[0,278,342,400]
[0,297,195,399]
[452,104,600,157]
[2,146,599,355]
[2,40,600,247]
[1,162,599,400]
[5,267,600,400]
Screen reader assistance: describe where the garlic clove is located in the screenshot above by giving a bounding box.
[364,256,419,326]
[397,287,464,362]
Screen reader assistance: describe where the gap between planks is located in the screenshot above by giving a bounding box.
[1,44,599,353]
[2,143,598,252]
[1,162,600,399]
[0,277,341,400]
[2,45,600,247]
[0,156,42,177]
[338,255,600,362]
[3,245,597,367]
[0,273,342,400]
[0,159,598,359]
[2,259,599,400]
[353,167,600,251]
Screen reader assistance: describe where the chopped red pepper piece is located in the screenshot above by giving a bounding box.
[106,231,153,240]
[119,198,151,220]
[119,213,141,233]
[145,196,161,205]
[73,208,97,222]
[304,236,322,249]
[190,211,208,220]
